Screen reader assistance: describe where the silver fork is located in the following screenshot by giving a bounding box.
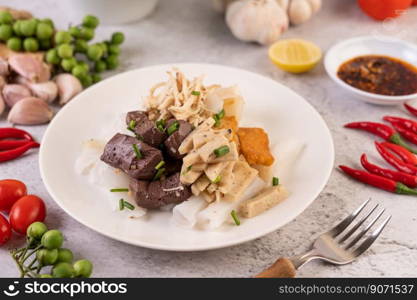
[256,199,391,278]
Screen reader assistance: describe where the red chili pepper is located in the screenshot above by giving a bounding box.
[390,122,417,146]
[0,142,40,163]
[0,128,34,141]
[381,142,417,166]
[345,121,417,154]
[383,116,417,134]
[360,154,417,188]
[0,140,32,151]
[339,165,417,195]
[404,102,417,117]
[375,142,417,175]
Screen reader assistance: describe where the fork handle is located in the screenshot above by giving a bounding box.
[255,257,296,278]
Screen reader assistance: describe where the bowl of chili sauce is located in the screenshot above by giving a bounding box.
[324,36,417,105]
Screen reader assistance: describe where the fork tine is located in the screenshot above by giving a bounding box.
[345,208,385,250]
[352,215,391,257]
[327,199,370,237]
[338,204,379,243]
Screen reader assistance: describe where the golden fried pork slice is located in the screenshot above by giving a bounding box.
[237,127,274,166]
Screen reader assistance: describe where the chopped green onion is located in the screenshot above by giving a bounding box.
[155,161,165,170]
[129,120,136,130]
[156,119,166,132]
[153,168,166,181]
[191,90,200,96]
[214,145,230,157]
[119,199,124,210]
[167,121,179,135]
[213,109,225,127]
[231,210,240,226]
[110,188,129,192]
[217,109,225,119]
[123,200,135,210]
[212,175,222,184]
[272,177,279,186]
[132,144,143,159]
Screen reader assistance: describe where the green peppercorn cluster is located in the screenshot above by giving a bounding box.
[0,12,124,88]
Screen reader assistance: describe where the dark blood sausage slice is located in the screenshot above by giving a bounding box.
[130,173,191,209]
[100,133,163,180]
[126,111,167,148]
[164,120,193,159]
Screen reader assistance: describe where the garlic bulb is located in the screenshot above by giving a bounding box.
[8,97,54,125]
[2,84,32,107]
[226,0,289,45]
[54,74,83,105]
[287,0,321,25]
[28,81,58,103]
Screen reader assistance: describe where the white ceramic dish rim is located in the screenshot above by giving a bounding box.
[40,63,335,251]
[324,35,417,103]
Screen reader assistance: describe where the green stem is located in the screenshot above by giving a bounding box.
[21,245,42,265]
[390,134,417,154]
[396,182,417,195]
[10,252,25,278]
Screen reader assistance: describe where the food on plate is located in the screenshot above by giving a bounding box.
[9,194,46,234]
[269,39,322,73]
[337,55,417,96]
[0,127,40,162]
[77,69,292,229]
[237,127,275,166]
[0,179,27,211]
[357,0,412,21]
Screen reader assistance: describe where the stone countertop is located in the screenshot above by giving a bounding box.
[1,0,417,277]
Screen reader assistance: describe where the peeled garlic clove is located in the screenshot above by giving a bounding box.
[28,81,58,103]
[54,74,83,105]
[226,0,289,45]
[2,84,32,107]
[288,0,313,25]
[8,54,50,82]
[7,97,54,125]
[0,58,9,77]
[0,93,5,116]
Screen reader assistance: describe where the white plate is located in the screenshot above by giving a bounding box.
[324,35,417,105]
[40,63,334,251]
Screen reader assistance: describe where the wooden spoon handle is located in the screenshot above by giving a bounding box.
[255,257,296,278]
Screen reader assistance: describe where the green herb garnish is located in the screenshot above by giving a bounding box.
[213,109,225,127]
[155,161,165,170]
[213,145,230,158]
[231,210,240,226]
[132,144,143,159]
[119,199,135,211]
[212,175,222,184]
[167,121,179,135]
[110,188,129,192]
[182,165,192,175]
[156,119,166,132]
[153,168,166,181]
[119,199,124,210]
[272,177,279,186]
[191,90,201,96]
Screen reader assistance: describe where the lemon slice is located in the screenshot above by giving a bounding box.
[268,39,322,73]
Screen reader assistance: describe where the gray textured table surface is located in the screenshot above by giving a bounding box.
[1,0,417,277]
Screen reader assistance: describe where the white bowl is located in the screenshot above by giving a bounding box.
[324,35,417,105]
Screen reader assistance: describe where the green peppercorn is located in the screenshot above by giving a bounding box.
[55,30,72,44]
[36,22,53,40]
[7,37,22,51]
[57,43,73,58]
[74,39,88,53]
[23,37,39,52]
[46,48,60,64]
[0,24,12,41]
[0,11,13,24]
[94,60,107,73]
[79,26,94,41]
[108,44,120,55]
[61,57,77,71]
[82,15,99,29]
[20,19,37,37]
[111,32,124,45]
[106,54,119,70]
[87,44,103,61]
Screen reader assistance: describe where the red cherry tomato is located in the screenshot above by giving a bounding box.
[9,195,46,235]
[0,179,27,212]
[358,0,412,20]
[0,213,12,246]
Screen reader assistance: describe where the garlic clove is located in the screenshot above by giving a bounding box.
[276,0,290,11]
[226,0,289,45]
[54,74,83,105]
[8,54,51,82]
[13,75,31,87]
[0,93,5,116]
[288,0,313,25]
[28,81,58,104]
[7,97,54,125]
[0,57,9,77]
[2,84,32,107]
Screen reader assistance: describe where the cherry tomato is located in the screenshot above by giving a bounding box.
[9,195,46,235]
[0,213,12,246]
[358,0,412,20]
[0,179,27,212]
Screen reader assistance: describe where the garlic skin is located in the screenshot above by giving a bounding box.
[28,81,58,104]
[0,58,9,77]
[226,0,289,45]
[54,74,83,105]
[8,54,51,82]
[7,97,54,125]
[2,84,32,107]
